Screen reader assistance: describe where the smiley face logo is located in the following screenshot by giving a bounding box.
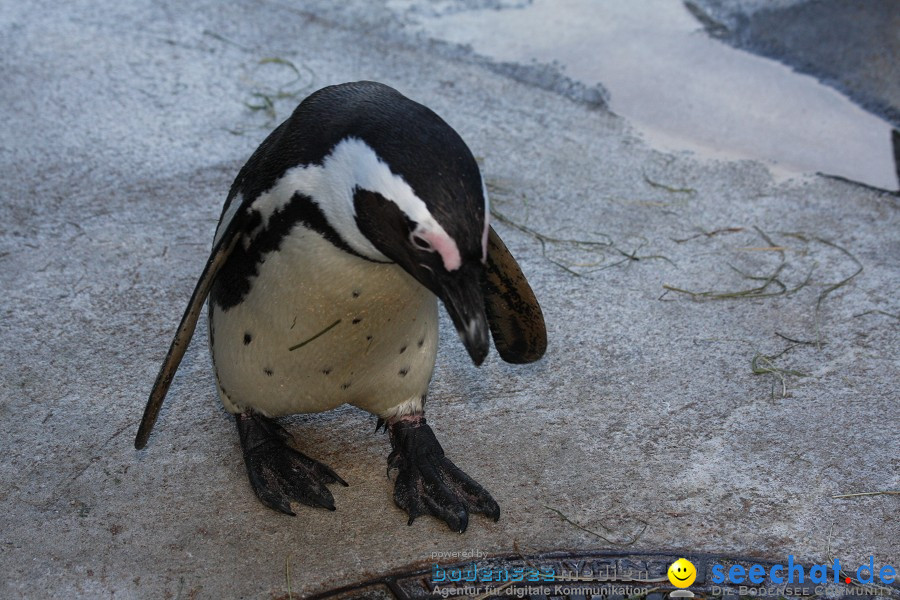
[668,558,697,588]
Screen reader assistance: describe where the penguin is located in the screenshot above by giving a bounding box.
[134,81,546,533]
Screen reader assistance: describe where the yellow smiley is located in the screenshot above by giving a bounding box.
[668,558,697,588]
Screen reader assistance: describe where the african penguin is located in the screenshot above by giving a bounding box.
[135,81,547,532]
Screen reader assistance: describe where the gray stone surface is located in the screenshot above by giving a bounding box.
[1,0,897,598]
[686,0,900,128]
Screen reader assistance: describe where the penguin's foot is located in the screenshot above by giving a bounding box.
[387,415,500,533]
[236,413,348,515]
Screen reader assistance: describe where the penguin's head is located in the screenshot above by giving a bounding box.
[351,131,492,365]
[353,175,490,366]
[268,83,491,364]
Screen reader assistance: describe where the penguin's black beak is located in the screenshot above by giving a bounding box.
[434,266,490,366]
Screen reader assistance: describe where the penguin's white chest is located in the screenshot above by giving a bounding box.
[208,225,439,417]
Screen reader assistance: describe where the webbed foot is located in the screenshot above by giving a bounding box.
[387,415,500,533]
[236,413,347,515]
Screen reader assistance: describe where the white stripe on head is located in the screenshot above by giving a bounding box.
[242,137,463,270]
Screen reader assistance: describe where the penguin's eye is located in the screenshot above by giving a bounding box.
[410,234,433,252]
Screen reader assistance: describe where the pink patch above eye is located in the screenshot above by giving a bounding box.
[419,230,461,272]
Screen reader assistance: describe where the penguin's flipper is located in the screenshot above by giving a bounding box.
[388,416,499,533]
[134,213,244,450]
[482,226,547,364]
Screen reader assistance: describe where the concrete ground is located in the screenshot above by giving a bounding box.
[1,0,897,598]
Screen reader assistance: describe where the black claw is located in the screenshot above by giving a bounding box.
[236,413,346,515]
[388,416,499,532]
